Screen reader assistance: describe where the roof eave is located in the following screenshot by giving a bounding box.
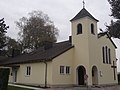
[70,16,99,22]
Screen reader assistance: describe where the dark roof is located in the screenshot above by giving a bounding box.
[0,56,8,60]
[0,41,73,66]
[0,56,9,62]
[70,8,98,22]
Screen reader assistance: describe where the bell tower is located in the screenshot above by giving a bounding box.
[70,6,99,85]
[70,7,99,46]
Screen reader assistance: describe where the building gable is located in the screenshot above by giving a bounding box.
[98,34,117,49]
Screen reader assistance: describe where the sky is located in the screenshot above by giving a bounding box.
[0,0,120,71]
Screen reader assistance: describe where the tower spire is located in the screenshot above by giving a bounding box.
[83,0,85,8]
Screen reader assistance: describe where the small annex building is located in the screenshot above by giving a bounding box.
[0,7,118,87]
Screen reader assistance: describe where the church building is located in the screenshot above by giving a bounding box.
[0,6,118,87]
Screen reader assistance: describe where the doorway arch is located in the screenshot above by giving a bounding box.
[92,66,98,85]
[77,65,86,85]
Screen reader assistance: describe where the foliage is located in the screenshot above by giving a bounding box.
[106,20,120,39]
[16,10,59,50]
[5,36,21,56]
[104,0,120,38]
[0,36,21,56]
[108,0,120,19]
[8,86,33,90]
[0,68,10,90]
[0,18,9,50]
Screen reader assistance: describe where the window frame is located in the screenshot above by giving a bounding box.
[102,47,105,63]
[105,46,108,64]
[91,23,95,34]
[108,48,111,64]
[25,66,31,76]
[102,46,111,64]
[77,23,82,34]
[60,66,65,75]
[66,66,70,75]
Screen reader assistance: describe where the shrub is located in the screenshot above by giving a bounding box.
[0,68,10,90]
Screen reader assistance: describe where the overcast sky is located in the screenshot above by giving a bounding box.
[0,0,120,71]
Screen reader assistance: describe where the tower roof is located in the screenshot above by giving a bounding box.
[70,8,99,22]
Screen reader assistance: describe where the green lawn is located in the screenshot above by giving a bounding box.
[8,86,33,90]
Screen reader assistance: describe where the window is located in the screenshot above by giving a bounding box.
[66,66,70,74]
[77,24,82,34]
[105,46,108,64]
[26,66,31,76]
[102,47,105,63]
[60,66,64,74]
[91,23,94,34]
[108,48,111,64]
[102,46,111,64]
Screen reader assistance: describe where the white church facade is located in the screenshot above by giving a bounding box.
[0,7,118,87]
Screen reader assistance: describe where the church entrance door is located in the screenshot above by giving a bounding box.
[77,66,86,85]
[92,66,98,85]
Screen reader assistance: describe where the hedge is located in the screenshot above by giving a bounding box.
[0,68,10,90]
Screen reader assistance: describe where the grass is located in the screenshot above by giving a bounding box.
[8,86,33,90]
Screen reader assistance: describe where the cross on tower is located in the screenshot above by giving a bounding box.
[111,61,117,80]
[83,0,85,8]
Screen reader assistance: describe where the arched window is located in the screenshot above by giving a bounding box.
[105,46,108,64]
[108,48,111,64]
[91,23,94,34]
[77,24,82,34]
[102,46,111,64]
[102,47,105,63]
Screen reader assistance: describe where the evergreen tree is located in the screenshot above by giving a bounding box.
[108,0,120,19]
[0,18,9,54]
[105,0,120,38]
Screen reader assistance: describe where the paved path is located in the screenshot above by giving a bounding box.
[8,83,40,90]
[8,84,120,90]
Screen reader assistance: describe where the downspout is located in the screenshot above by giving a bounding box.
[44,61,47,88]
